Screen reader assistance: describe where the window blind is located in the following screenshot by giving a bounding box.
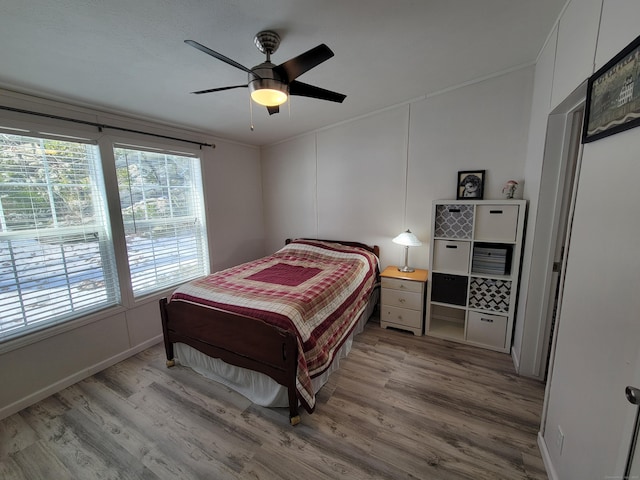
[0,133,120,341]
[114,146,209,297]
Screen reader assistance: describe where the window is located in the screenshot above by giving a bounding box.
[0,133,119,341]
[114,146,209,297]
[0,128,210,343]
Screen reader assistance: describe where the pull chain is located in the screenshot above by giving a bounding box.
[249,97,254,131]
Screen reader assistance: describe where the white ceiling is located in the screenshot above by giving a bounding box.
[1,0,566,146]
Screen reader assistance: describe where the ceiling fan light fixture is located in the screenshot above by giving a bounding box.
[249,78,288,106]
[250,87,288,107]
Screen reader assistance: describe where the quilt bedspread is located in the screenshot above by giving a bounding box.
[169,239,379,412]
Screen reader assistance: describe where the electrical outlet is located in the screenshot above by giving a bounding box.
[556,426,565,455]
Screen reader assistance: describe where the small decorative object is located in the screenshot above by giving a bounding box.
[583,33,640,143]
[457,170,485,199]
[392,229,422,273]
[502,180,519,199]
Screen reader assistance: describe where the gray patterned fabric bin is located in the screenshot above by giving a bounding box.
[434,204,474,239]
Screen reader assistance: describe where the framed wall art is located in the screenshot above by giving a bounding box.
[583,34,640,143]
[457,170,485,199]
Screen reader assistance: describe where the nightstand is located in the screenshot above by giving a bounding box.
[380,266,428,336]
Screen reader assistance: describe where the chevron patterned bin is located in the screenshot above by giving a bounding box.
[468,277,511,313]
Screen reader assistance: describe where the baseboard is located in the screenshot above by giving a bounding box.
[538,431,559,480]
[511,345,521,373]
[0,335,163,421]
[87,335,163,376]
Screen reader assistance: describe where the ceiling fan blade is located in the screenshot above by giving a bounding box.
[185,40,259,78]
[289,81,346,103]
[267,105,280,115]
[274,44,334,82]
[191,84,248,95]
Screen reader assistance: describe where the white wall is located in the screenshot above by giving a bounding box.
[550,0,602,109]
[262,106,411,260]
[261,134,318,254]
[406,68,533,262]
[204,139,265,271]
[528,0,640,478]
[514,0,604,380]
[512,26,558,374]
[317,106,410,263]
[262,67,534,273]
[0,91,264,419]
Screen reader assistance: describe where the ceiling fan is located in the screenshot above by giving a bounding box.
[185,30,346,115]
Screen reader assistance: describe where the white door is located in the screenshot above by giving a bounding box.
[622,352,640,478]
[541,125,640,478]
[624,387,640,477]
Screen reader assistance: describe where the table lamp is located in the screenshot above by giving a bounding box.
[392,229,422,273]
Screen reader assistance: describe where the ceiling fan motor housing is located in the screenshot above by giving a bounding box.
[248,62,288,97]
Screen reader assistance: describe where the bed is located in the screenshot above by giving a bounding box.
[159,238,380,425]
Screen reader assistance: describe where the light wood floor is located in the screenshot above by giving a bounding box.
[0,316,547,479]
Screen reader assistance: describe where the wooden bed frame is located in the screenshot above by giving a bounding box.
[159,239,380,426]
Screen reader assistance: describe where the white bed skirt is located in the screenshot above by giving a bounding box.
[174,289,379,407]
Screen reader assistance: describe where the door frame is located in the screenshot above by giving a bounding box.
[538,90,586,435]
[539,106,584,381]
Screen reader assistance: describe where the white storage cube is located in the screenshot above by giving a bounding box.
[432,240,471,274]
[466,311,507,349]
[474,205,519,242]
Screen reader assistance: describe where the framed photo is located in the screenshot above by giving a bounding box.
[583,33,640,143]
[457,170,485,199]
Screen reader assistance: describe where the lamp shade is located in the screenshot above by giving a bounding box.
[392,229,422,247]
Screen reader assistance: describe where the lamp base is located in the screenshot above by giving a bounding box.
[397,266,415,273]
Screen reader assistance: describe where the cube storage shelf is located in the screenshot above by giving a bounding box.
[426,200,526,353]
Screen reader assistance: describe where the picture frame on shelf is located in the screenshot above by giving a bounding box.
[457,170,485,199]
[583,33,640,144]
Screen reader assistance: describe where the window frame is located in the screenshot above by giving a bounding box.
[0,116,211,348]
[112,141,210,298]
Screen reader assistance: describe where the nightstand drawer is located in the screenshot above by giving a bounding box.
[381,288,422,310]
[381,305,422,329]
[381,277,423,294]
[466,311,507,349]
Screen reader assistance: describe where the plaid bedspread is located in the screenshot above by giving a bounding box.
[170,239,379,412]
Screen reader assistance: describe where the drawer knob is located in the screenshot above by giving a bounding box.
[399,298,406,303]
[397,315,403,320]
[480,317,494,323]
[489,210,503,214]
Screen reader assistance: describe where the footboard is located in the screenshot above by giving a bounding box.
[159,297,301,425]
